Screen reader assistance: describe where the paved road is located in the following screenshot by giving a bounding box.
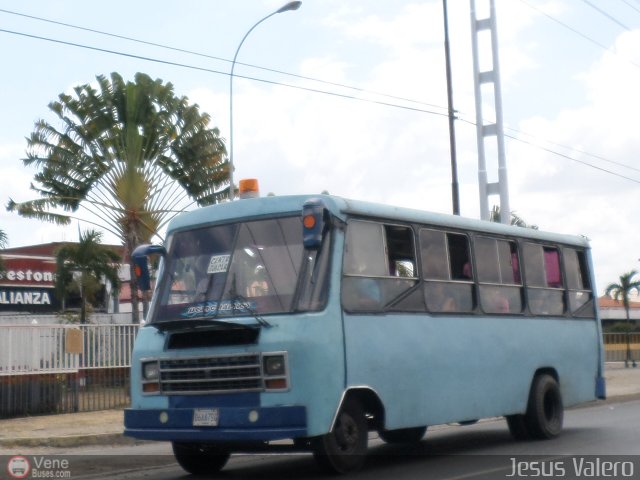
[4,397,639,480]
[2,362,639,450]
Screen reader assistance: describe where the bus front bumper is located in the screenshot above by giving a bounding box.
[124,406,307,442]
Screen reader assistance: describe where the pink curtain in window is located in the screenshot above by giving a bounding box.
[544,249,562,287]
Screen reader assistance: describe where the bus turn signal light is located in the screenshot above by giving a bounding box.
[303,214,316,229]
[143,383,160,394]
[302,199,327,250]
[265,378,287,390]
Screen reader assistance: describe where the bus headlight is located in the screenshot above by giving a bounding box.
[142,361,160,380]
[141,360,160,395]
[264,355,285,376]
[263,353,289,391]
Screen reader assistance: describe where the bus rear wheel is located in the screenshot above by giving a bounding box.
[379,426,427,444]
[172,442,230,475]
[313,397,368,474]
[525,374,563,439]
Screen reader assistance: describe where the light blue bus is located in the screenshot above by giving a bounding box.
[124,193,606,475]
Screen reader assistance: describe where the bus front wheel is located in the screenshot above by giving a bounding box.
[172,442,230,475]
[313,397,368,474]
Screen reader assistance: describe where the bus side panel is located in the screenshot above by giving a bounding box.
[258,309,346,437]
[260,230,349,438]
[343,314,600,429]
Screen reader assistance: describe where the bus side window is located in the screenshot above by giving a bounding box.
[474,237,523,314]
[420,229,475,313]
[384,225,417,278]
[563,248,595,317]
[523,243,565,316]
[343,221,387,277]
[342,220,421,312]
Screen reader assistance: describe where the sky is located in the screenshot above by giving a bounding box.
[0,0,639,294]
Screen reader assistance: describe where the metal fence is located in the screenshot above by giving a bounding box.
[0,324,139,419]
[603,332,640,363]
[0,326,636,419]
[0,312,133,325]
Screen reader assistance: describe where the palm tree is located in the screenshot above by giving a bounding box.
[55,229,121,323]
[490,205,539,229]
[605,270,640,368]
[7,72,229,322]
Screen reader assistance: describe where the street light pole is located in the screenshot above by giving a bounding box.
[442,0,460,215]
[228,1,302,200]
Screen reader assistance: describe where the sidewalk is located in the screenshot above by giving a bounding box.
[1,363,639,450]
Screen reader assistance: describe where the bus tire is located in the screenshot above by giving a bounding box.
[524,374,563,439]
[506,414,531,440]
[379,426,427,444]
[313,397,368,474]
[172,442,230,475]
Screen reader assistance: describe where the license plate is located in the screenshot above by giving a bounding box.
[193,408,219,427]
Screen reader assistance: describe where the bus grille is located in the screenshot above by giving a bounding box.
[158,354,263,394]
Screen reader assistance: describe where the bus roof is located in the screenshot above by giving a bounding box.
[167,194,590,248]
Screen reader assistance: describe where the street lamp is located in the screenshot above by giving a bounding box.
[228,1,302,200]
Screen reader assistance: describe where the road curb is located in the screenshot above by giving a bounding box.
[0,433,145,449]
[599,392,640,405]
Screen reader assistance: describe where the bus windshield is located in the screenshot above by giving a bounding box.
[150,215,329,324]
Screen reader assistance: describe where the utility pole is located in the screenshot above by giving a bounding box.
[443,0,460,216]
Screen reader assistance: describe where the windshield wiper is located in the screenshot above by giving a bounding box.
[226,275,272,328]
[228,292,272,328]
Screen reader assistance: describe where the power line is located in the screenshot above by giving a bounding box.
[0,7,448,114]
[518,0,640,69]
[620,0,640,15]
[1,20,638,185]
[518,0,609,50]
[580,0,632,31]
[457,116,640,184]
[0,27,452,119]
[502,125,640,175]
[505,132,640,184]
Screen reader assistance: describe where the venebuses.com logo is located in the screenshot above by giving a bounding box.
[6,456,30,479]
[5,455,71,479]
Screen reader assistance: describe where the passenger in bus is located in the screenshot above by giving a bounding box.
[169,278,190,304]
[248,265,269,297]
[428,282,457,312]
[483,286,510,313]
[438,294,457,312]
[193,255,213,301]
[492,294,510,313]
[529,289,563,316]
[462,262,472,279]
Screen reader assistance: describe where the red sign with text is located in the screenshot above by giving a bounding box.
[0,257,57,287]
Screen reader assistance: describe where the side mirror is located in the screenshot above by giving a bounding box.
[132,244,166,291]
[302,199,328,250]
